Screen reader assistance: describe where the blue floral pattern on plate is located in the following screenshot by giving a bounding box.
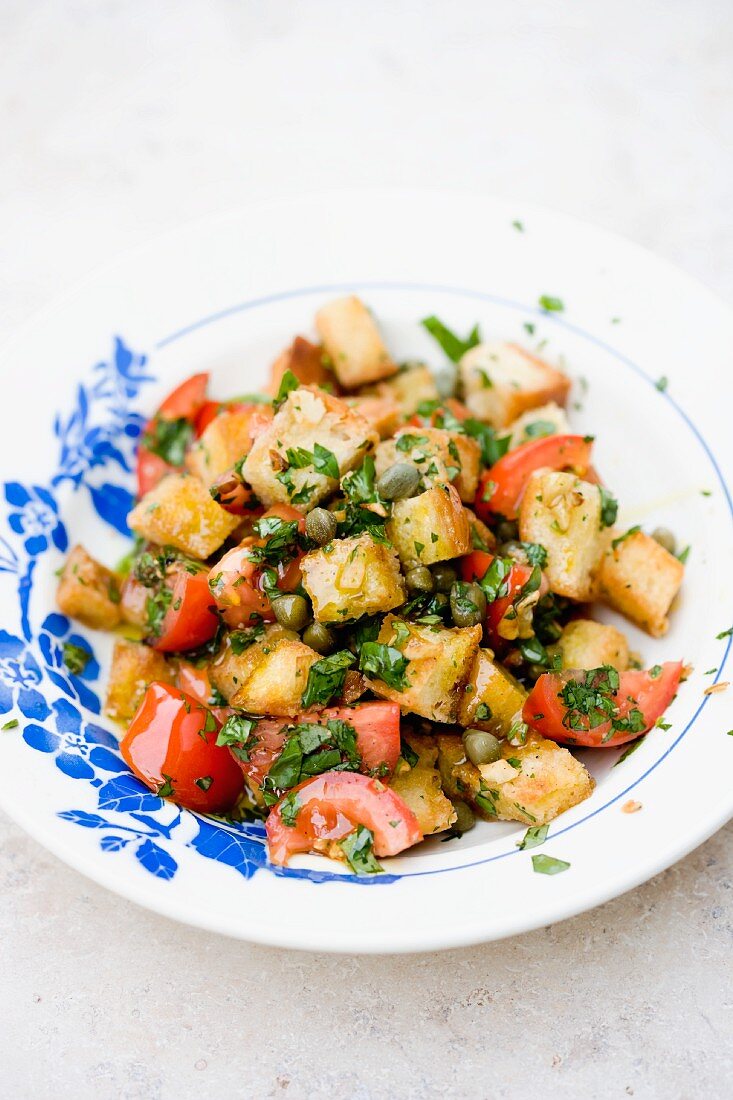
[0,337,394,886]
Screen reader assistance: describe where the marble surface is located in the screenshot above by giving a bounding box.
[1,2,731,1096]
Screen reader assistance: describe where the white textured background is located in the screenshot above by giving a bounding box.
[1,2,732,1097]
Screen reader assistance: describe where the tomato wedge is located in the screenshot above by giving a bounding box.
[475,433,594,521]
[523,662,683,747]
[265,772,423,866]
[461,550,544,647]
[136,372,209,497]
[152,564,219,652]
[176,662,233,725]
[121,682,243,813]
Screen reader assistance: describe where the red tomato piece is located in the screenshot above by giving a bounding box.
[265,772,423,866]
[316,702,401,775]
[460,551,541,648]
[176,662,233,725]
[121,682,243,813]
[151,564,219,652]
[136,447,176,498]
[157,372,209,420]
[475,433,594,521]
[523,662,683,747]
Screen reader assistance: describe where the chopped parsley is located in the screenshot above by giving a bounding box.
[278,790,301,828]
[420,315,481,363]
[2,719,19,730]
[655,376,669,393]
[612,525,641,550]
[538,295,564,313]
[613,736,646,766]
[478,556,512,603]
[273,369,299,411]
[523,420,556,439]
[62,641,92,676]
[599,487,619,528]
[716,627,733,640]
[142,416,193,467]
[558,666,634,733]
[301,650,356,708]
[339,825,383,875]
[462,419,511,467]
[512,219,525,232]
[194,776,213,791]
[261,717,362,800]
[359,642,409,691]
[531,853,570,875]
[676,545,691,565]
[157,774,176,798]
[281,442,339,481]
[395,433,429,453]
[228,623,266,655]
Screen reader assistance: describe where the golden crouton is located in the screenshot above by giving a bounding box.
[464,508,497,553]
[375,427,481,502]
[344,395,402,439]
[104,640,174,724]
[437,732,594,825]
[315,296,397,389]
[300,533,406,623]
[57,544,121,630]
[389,734,456,834]
[518,470,605,601]
[241,386,378,511]
[386,483,471,567]
[210,625,318,717]
[365,615,482,723]
[364,364,439,416]
[460,342,571,428]
[507,401,570,449]
[268,335,337,394]
[459,649,528,736]
[128,474,240,560]
[186,406,272,483]
[597,530,684,637]
[558,618,630,671]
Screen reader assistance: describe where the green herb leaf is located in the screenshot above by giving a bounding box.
[2,718,19,730]
[157,773,176,798]
[599,487,619,528]
[531,853,570,875]
[462,419,511,467]
[517,823,549,850]
[278,790,301,828]
[359,642,409,691]
[538,295,564,313]
[612,525,641,550]
[273,369,299,411]
[421,316,481,363]
[614,736,646,766]
[301,650,356,709]
[339,825,383,875]
[676,545,691,565]
[142,416,193,467]
[194,775,213,791]
[62,641,92,676]
[523,419,556,439]
[655,376,669,393]
[228,623,266,655]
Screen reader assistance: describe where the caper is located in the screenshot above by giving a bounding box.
[451,800,476,834]
[405,565,435,593]
[272,593,310,632]
[434,365,458,399]
[431,562,458,593]
[376,462,420,501]
[302,621,335,654]
[450,581,486,627]
[306,507,338,546]
[495,518,519,543]
[500,539,529,564]
[651,526,676,555]
[463,729,502,766]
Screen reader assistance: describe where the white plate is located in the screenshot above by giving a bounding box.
[0,189,731,953]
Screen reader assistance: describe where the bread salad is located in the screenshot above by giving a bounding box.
[56,296,686,874]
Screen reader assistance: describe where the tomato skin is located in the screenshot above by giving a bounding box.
[460,551,540,647]
[265,772,423,865]
[175,662,233,725]
[137,447,175,498]
[136,373,210,498]
[523,662,683,747]
[152,566,219,653]
[121,682,243,813]
[475,434,594,521]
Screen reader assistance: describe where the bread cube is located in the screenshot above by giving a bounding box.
[460,342,571,428]
[464,508,497,553]
[128,473,240,560]
[210,625,318,717]
[241,386,378,512]
[104,640,174,723]
[186,406,272,483]
[518,470,605,600]
[558,618,630,671]
[507,401,570,449]
[389,734,456,834]
[269,335,337,394]
[437,731,594,825]
[386,483,471,567]
[364,364,439,416]
[57,544,121,630]
[300,533,406,623]
[315,296,397,388]
[597,530,684,637]
[459,649,528,735]
[344,395,402,439]
[365,615,481,723]
[375,427,481,502]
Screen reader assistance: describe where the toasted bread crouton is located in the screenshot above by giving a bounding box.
[389,734,456,834]
[459,649,528,736]
[57,545,121,630]
[386,483,471,567]
[460,342,571,428]
[104,640,174,723]
[300,533,406,623]
[344,395,402,439]
[558,618,630,671]
[269,335,337,395]
[186,406,273,483]
[210,625,318,716]
[464,508,497,553]
[128,473,240,560]
[241,386,378,512]
[518,470,605,600]
[507,401,570,449]
[364,364,439,416]
[597,530,684,637]
[375,427,481,502]
[437,731,594,825]
[315,296,397,388]
[365,615,482,723]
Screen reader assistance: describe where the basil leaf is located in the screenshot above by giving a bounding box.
[339,825,383,875]
[359,642,409,691]
[517,823,549,850]
[421,315,481,363]
[531,853,570,875]
[301,650,356,709]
